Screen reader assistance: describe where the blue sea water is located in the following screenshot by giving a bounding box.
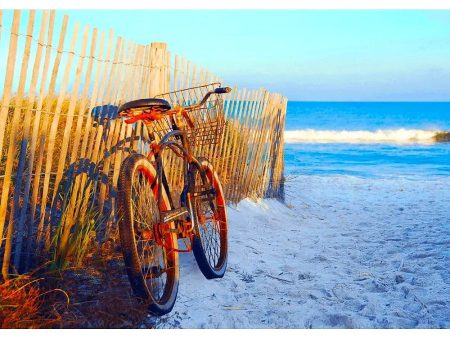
[284,102,450,178]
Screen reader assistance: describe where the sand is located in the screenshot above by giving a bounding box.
[148,174,450,328]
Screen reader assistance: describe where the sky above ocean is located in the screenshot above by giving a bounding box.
[1,10,450,101]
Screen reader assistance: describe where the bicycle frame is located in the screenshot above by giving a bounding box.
[118,85,230,251]
[146,127,211,252]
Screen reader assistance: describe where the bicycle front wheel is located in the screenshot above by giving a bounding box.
[117,154,179,316]
[190,158,228,279]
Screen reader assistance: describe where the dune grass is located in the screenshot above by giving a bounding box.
[0,274,62,328]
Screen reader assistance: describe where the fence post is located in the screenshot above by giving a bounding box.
[265,97,286,201]
[149,42,167,97]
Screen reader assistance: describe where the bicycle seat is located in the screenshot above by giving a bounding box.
[117,98,171,114]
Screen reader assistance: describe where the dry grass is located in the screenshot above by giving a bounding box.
[0,274,63,328]
[41,240,150,328]
[1,238,150,328]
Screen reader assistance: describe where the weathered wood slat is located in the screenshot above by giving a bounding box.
[0,10,21,253]
[1,10,35,278]
[51,25,89,208]
[38,21,80,248]
[31,14,69,246]
[16,10,50,271]
[10,10,50,269]
[97,35,124,213]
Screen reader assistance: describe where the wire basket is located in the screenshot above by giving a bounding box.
[152,83,227,147]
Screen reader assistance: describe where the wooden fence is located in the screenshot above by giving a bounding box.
[0,10,287,276]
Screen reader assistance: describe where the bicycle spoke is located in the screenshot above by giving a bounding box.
[130,168,172,303]
[194,167,224,269]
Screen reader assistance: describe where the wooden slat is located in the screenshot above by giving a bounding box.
[13,10,49,269]
[0,10,21,252]
[79,29,103,159]
[70,29,103,230]
[232,89,249,201]
[231,89,252,200]
[50,24,89,207]
[250,92,269,197]
[180,57,186,102]
[38,21,80,247]
[248,92,269,197]
[110,39,134,193]
[218,85,237,180]
[253,93,274,197]
[165,50,171,93]
[173,55,179,93]
[225,89,244,200]
[0,10,20,171]
[261,96,279,197]
[234,90,257,198]
[240,89,264,197]
[140,44,151,98]
[222,89,240,196]
[97,35,123,213]
[77,29,114,221]
[64,29,111,244]
[69,27,98,164]
[245,94,265,198]
[107,38,132,192]
[31,13,68,245]
[23,10,55,268]
[1,10,35,277]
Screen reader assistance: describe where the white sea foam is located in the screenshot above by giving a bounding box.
[284,128,441,144]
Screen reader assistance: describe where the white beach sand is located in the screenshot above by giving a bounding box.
[150,175,450,328]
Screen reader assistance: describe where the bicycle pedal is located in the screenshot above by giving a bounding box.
[161,207,188,223]
[193,188,216,197]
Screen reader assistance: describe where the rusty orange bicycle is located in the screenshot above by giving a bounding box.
[116,83,231,315]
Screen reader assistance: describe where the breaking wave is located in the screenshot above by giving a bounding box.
[284,128,447,144]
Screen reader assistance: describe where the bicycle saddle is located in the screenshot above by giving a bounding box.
[117,98,171,114]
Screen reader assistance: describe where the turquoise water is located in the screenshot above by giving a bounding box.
[284,102,450,178]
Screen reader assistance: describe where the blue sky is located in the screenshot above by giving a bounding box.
[2,10,450,101]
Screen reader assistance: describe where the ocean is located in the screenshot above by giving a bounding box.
[284,102,450,179]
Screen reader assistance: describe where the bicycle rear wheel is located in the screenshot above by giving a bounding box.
[117,154,179,316]
[190,158,228,279]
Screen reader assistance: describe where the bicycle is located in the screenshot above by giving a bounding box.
[116,83,231,315]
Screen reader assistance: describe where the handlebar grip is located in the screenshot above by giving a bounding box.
[214,87,232,94]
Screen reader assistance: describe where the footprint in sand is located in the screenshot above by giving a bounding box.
[391,316,419,328]
[344,299,367,312]
[310,255,328,263]
[298,272,314,281]
[326,314,356,328]
[240,272,255,283]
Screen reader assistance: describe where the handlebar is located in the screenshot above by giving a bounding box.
[185,87,232,111]
[214,87,232,94]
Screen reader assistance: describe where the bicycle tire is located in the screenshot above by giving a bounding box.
[117,154,179,316]
[190,158,228,279]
